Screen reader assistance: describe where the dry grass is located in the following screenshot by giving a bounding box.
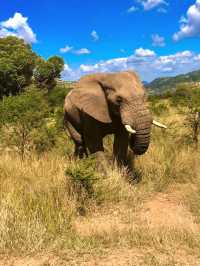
[0,102,200,265]
[0,154,76,253]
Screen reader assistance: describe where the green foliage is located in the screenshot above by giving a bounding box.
[169,86,200,148]
[32,125,57,155]
[48,85,72,109]
[48,56,64,78]
[0,36,37,97]
[147,69,200,93]
[0,37,65,98]
[151,103,169,116]
[170,86,200,114]
[34,56,64,91]
[47,85,73,134]
[0,87,49,159]
[66,156,98,199]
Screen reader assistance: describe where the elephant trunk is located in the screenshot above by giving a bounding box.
[121,102,152,155]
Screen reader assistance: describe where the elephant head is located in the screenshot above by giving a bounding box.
[68,71,166,155]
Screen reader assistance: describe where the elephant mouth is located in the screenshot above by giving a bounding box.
[124,120,167,155]
[124,120,167,134]
[129,131,151,155]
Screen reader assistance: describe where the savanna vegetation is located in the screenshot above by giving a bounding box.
[146,68,200,94]
[0,37,200,265]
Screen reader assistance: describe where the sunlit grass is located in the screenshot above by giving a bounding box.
[0,101,200,263]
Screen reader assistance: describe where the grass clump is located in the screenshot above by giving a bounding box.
[0,154,75,253]
[65,156,98,197]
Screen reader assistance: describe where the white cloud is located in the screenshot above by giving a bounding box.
[59,46,91,55]
[152,34,165,47]
[157,7,167,13]
[0,12,37,43]
[91,30,99,41]
[60,45,73,53]
[194,54,200,61]
[120,49,126,53]
[74,48,91,55]
[62,63,80,80]
[61,49,200,82]
[138,0,168,11]
[127,6,138,13]
[134,47,156,57]
[80,57,128,73]
[173,0,200,41]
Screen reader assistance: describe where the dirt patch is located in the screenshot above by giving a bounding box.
[141,192,198,232]
[74,214,134,237]
[1,249,200,266]
[74,206,137,237]
[0,254,58,266]
[80,249,200,266]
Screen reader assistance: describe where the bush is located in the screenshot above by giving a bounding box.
[66,156,98,198]
[32,125,57,155]
[48,85,69,109]
[151,102,169,116]
[0,86,49,159]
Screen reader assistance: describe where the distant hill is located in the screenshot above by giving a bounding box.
[146,69,200,94]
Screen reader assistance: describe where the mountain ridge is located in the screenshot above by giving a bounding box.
[146,69,200,94]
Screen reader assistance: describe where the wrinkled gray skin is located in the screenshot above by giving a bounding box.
[64,71,152,172]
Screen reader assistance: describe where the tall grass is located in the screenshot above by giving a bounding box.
[0,154,75,253]
[0,104,199,259]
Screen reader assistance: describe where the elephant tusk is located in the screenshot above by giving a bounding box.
[125,125,136,134]
[152,120,167,129]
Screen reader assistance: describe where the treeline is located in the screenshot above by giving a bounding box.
[0,36,72,159]
[0,36,64,98]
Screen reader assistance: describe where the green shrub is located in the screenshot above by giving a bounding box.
[65,156,98,198]
[0,86,49,159]
[48,85,72,109]
[32,125,57,155]
[151,102,169,116]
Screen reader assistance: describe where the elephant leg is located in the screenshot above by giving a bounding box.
[83,119,108,173]
[64,120,87,159]
[74,143,88,159]
[84,135,108,172]
[113,126,129,168]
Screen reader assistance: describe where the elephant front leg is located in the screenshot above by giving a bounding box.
[84,134,108,174]
[113,127,129,169]
[88,148,108,175]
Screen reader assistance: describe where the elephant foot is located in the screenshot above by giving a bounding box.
[127,168,142,184]
[74,144,88,159]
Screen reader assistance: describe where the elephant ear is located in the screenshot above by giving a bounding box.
[68,81,112,123]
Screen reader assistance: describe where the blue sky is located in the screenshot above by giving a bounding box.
[1,0,200,81]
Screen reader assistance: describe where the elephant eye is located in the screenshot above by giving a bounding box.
[116,96,123,105]
[107,86,115,92]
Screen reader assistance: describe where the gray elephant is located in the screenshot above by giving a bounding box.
[64,71,166,171]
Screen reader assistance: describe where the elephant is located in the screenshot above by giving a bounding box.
[64,71,166,173]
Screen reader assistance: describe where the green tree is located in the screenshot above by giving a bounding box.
[0,36,37,98]
[48,56,64,78]
[34,56,64,91]
[0,86,49,159]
